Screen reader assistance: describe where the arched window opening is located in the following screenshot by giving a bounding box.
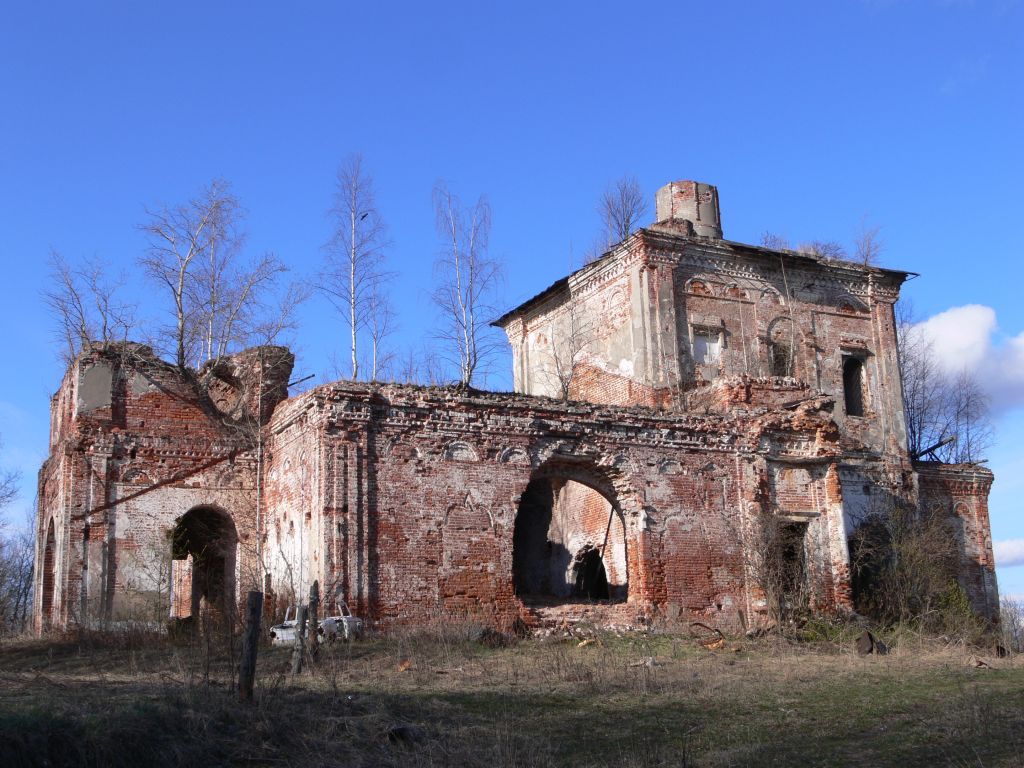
[843,356,866,416]
[767,317,796,378]
[512,474,627,605]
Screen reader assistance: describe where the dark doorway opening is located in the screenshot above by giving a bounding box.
[171,507,237,620]
[778,521,808,603]
[512,474,627,604]
[572,546,609,600]
[512,479,562,597]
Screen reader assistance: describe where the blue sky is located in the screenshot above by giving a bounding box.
[1,1,1022,594]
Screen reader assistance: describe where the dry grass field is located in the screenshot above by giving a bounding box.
[1,622,1022,768]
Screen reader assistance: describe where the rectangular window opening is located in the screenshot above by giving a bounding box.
[770,342,794,377]
[843,355,866,416]
[692,326,722,366]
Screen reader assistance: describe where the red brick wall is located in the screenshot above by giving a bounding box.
[917,463,998,619]
[35,345,286,632]
[42,342,993,636]
[258,382,849,632]
[570,364,674,409]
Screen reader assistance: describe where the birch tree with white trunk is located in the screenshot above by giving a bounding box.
[322,154,391,381]
[431,182,503,387]
[140,179,296,371]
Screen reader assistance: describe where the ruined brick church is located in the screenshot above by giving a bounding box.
[34,181,998,633]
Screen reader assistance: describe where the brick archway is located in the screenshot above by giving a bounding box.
[512,458,635,606]
[170,506,238,621]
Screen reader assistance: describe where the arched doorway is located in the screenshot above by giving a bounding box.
[170,507,238,620]
[41,519,56,630]
[512,469,628,605]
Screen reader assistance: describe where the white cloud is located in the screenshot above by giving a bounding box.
[913,304,995,374]
[987,332,1024,413]
[912,305,1024,414]
[994,539,1024,568]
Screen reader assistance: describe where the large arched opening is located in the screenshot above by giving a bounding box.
[512,467,628,606]
[170,506,238,621]
[41,519,56,630]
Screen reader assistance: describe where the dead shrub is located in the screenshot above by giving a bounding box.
[849,502,986,640]
[999,597,1024,654]
[747,510,810,630]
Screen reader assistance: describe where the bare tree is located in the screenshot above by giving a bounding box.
[897,301,949,458]
[246,280,310,354]
[0,523,33,635]
[547,298,596,400]
[896,301,994,463]
[854,221,884,266]
[321,154,391,380]
[43,252,136,364]
[396,346,421,385]
[760,232,791,250]
[1000,597,1024,652]
[580,237,609,266]
[431,182,503,387]
[191,232,290,367]
[797,240,847,260]
[364,274,397,381]
[0,436,19,512]
[0,441,27,635]
[141,180,298,370]
[392,344,444,386]
[141,180,234,368]
[0,475,15,513]
[599,175,648,246]
[765,228,881,266]
[201,251,294,371]
[945,367,994,463]
[187,188,244,362]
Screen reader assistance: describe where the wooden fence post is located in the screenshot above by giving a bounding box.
[290,605,307,675]
[238,590,263,702]
[308,580,320,659]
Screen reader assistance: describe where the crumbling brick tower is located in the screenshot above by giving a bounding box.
[34,345,293,632]
[34,180,997,635]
